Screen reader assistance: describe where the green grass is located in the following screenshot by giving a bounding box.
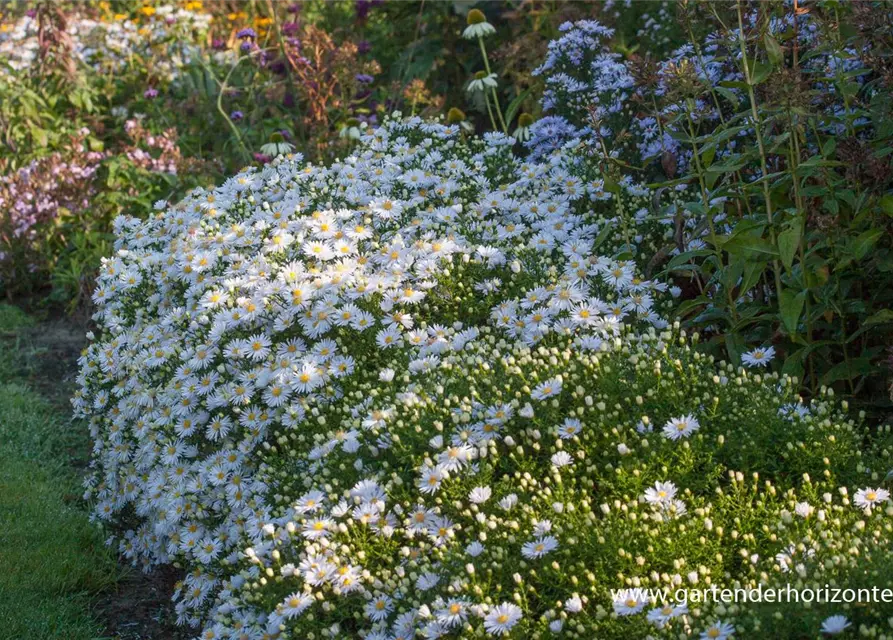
[0,304,117,640]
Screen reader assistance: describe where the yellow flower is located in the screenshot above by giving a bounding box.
[184,0,203,10]
[114,13,128,21]
[140,6,156,17]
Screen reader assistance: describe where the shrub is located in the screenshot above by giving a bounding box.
[76,118,893,638]
[0,128,106,288]
[528,3,893,408]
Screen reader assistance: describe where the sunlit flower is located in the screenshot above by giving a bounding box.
[462,9,495,40]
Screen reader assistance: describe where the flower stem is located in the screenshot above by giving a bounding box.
[478,37,507,133]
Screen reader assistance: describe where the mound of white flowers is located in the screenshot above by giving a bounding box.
[76,119,893,640]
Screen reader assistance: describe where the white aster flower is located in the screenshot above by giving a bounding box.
[854,486,890,509]
[662,414,700,440]
[700,620,735,640]
[483,603,522,636]
[612,590,648,616]
[820,615,851,635]
[741,345,775,368]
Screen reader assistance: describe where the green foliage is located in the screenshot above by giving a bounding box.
[648,2,893,409]
[0,309,118,640]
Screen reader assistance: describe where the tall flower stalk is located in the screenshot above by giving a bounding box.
[463,9,507,133]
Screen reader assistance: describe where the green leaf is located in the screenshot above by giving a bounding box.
[504,87,533,129]
[750,60,773,86]
[777,227,800,271]
[865,309,893,325]
[852,228,882,260]
[723,233,779,258]
[715,86,739,107]
[666,249,713,271]
[592,223,614,251]
[725,332,745,365]
[719,80,750,91]
[707,155,746,174]
[879,194,893,216]
[821,357,876,385]
[782,347,806,379]
[764,34,784,66]
[779,288,806,334]
[29,125,48,147]
[740,261,766,296]
[603,177,622,195]
[673,297,709,320]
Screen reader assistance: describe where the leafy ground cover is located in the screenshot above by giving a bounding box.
[0,304,190,640]
[0,304,115,639]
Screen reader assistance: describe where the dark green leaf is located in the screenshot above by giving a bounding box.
[777,227,800,271]
[852,228,882,260]
[764,34,784,66]
[779,288,806,334]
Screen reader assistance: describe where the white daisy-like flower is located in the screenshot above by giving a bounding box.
[662,414,700,440]
[700,620,735,640]
[365,594,393,622]
[612,590,648,616]
[260,132,295,157]
[820,615,851,635]
[647,603,688,628]
[550,451,573,468]
[564,595,583,613]
[521,535,559,559]
[469,486,492,504]
[467,71,498,94]
[531,376,562,400]
[483,602,522,636]
[741,345,775,368]
[644,481,678,505]
[854,486,890,509]
[462,9,496,40]
[280,591,313,619]
[794,501,813,518]
[513,113,534,142]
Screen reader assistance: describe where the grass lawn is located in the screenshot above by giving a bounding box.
[0,304,118,640]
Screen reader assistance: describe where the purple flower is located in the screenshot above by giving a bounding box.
[212,38,227,50]
[230,111,244,121]
[253,152,272,164]
[287,3,301,13]
[282,22,300,37]
[355,73,374,84]
[143,87,159,99]
[355,0,371,20]
[237,28,257,40]
[357,40,371,54]
[240,41,254,53]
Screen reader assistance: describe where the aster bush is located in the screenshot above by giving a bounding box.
[75,116,893,639]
